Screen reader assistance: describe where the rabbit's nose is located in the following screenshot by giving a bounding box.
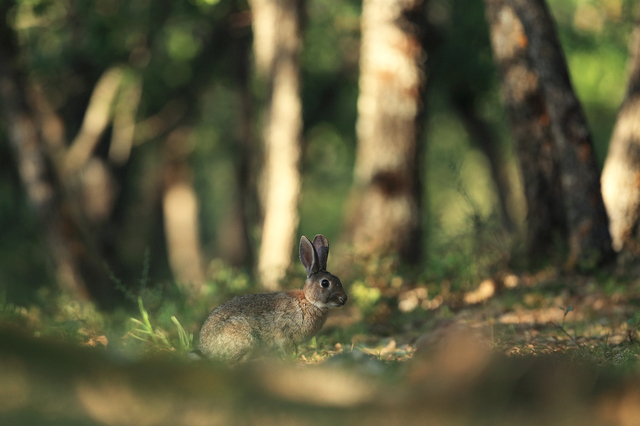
[338,295,347,304]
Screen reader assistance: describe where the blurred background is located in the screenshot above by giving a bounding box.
[4,3,640,423]
[0,0,636,311]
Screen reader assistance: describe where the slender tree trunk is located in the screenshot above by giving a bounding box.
[348,0,427,264]
[510,0,612,268]
[251,0,304,289]
[601,22,640,258]
[162,128,206,292]
[484,0,567,261]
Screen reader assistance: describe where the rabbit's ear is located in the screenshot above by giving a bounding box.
[312,234,329,271]
[299,235,320,277]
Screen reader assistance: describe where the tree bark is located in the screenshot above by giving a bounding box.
[348,0,427,264]
[510,0,612,268]
[251,0,304,289]
[484,0,567,261]
[601,22,640,257]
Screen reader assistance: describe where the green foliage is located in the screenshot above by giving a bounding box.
[203,259,251,297]
[548,0,636,163]
[350,281,381,315]
[127,296,194,355]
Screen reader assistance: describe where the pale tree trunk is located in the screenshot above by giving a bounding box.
[601,22,640,258]
[511,0,612,268]
[349,0,427,264]
[162,128,206,293]
[484,0,567,261]
[251,0,304,289]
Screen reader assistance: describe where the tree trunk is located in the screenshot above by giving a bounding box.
[348,0,427,264]
[28,76,121,303]
[0,84,90,300]
[484,0,567,261]
[0,16,92,301]
[217,19,256,268]
[601,23,640,257]
[1,9,152,304]
[510,0,612,268]
[251,0,304,289]
[450,86,517,233]
[162,128,206,293]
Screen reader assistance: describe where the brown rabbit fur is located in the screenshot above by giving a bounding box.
[198,234,347,363]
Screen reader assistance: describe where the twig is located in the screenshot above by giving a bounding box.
[552,322,577,344]
[550,306,577,345]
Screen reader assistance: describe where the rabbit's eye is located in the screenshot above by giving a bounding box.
[321,279,330,288]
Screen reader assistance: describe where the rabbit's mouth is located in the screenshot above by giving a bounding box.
[311,294,347,309]
[329,294,348,307]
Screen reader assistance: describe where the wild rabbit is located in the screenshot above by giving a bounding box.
[198,234,347,362]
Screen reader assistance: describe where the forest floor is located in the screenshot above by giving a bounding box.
[2,264,640,425]
[291,266,640,368]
